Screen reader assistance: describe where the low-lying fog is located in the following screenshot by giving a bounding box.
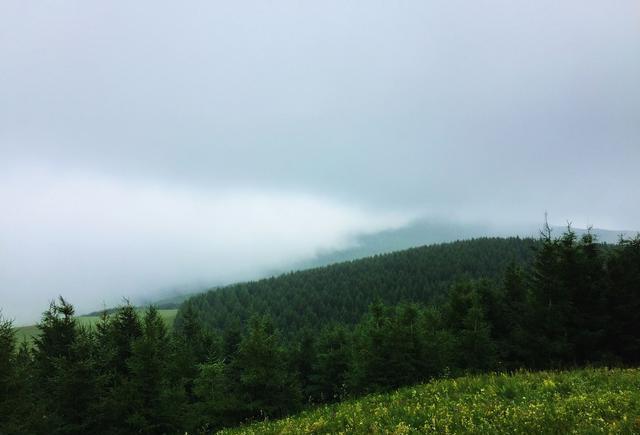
[1,0,639,323]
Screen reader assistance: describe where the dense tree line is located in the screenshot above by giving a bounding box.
[175,237,537,335]
[1,230,639,433]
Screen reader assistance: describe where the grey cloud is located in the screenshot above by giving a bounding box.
[0,169,410,323]
[1,1,639,321]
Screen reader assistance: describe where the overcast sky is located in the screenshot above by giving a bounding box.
[1,1,639,323]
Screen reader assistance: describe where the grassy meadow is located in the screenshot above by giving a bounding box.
[14,308,178,345]
[221,368,640,434]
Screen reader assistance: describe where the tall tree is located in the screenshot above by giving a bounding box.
[126,306,176,433]
[570,231,608,363]
[527,227,571,368]
[309,324,352,402]
[445,282,497,371]
[32,297,96,434]
[0,314,17,432]
[232,315,301,420]
[500,262,530,367]
[289,328,317,403]
[109,301,143,376]
[350,301,392,393]
[606,236,640,363]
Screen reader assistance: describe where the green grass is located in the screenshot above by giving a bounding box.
[14,324,41,344]
[220,368,640,434]
[14,309,178,345]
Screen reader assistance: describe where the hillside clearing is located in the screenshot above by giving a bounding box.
[14,308,178,345]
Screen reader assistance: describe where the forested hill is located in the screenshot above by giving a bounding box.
[2,230,638,433]
[175,237,537,335]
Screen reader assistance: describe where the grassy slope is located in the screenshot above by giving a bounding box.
[221,368,640,434]
[14,309,178,344]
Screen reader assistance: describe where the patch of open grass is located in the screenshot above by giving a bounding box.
[14,309,178,345]
[220,367,640,434]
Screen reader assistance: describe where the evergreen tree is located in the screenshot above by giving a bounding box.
[92,303,143,434]
[570,231,608,363]
[232,315,301,420]
[170,300,211,408]
[350,301,392,393]
[126,306,175,433]
[11,339,38,434]
[419,306,456,377]
[289,328,316,403]
[191,361,228,432]
[110,301,143,376]
[500,262,530,367]
[32,297,96,434]
[177,300,207,361]
[606,236,640,363]
[222,317,242,363]
[0,314,17,432]
[385,304,426,387]
[445,282,497,371]
[527,227,570,368]
[309,324,352,402]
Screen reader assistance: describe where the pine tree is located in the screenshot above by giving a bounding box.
[527,227,570,368]
[191,360,228,432]
[289,328,316,403]
[606,236,640,363]
[91,302,144,433]
[500,262,530,367]
[11,339,38,434]
[126,306,175,433]
[178,300,206,361]
[459,295,496,371]
[385,304,425,387]
[570,231,608,363]
[350,301,392,393]
[309,324,352,402]
[89,309,119,433]
[232,315,301,420]
[110,301,142,376]
[445,282,497,371]
[420,306,456,377]
[0,313,17,432]
[32,297,96,434]
[222,317,242,363]
[170,300,218,411]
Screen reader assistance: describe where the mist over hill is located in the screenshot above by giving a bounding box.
[128,219,638,312]
[289,219,637,271]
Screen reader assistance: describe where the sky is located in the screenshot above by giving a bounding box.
[1,1,639,324]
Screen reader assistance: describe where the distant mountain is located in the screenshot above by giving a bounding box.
[291,219,508,271]
[293,219,638,271]
[110,219,637,316]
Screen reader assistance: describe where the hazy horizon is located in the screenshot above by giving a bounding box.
[2,1,639,324]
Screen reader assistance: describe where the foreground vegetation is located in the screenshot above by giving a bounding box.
[222,368,640,434]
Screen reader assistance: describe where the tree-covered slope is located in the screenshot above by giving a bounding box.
[220,368,640,434]
[176,237,537,335]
